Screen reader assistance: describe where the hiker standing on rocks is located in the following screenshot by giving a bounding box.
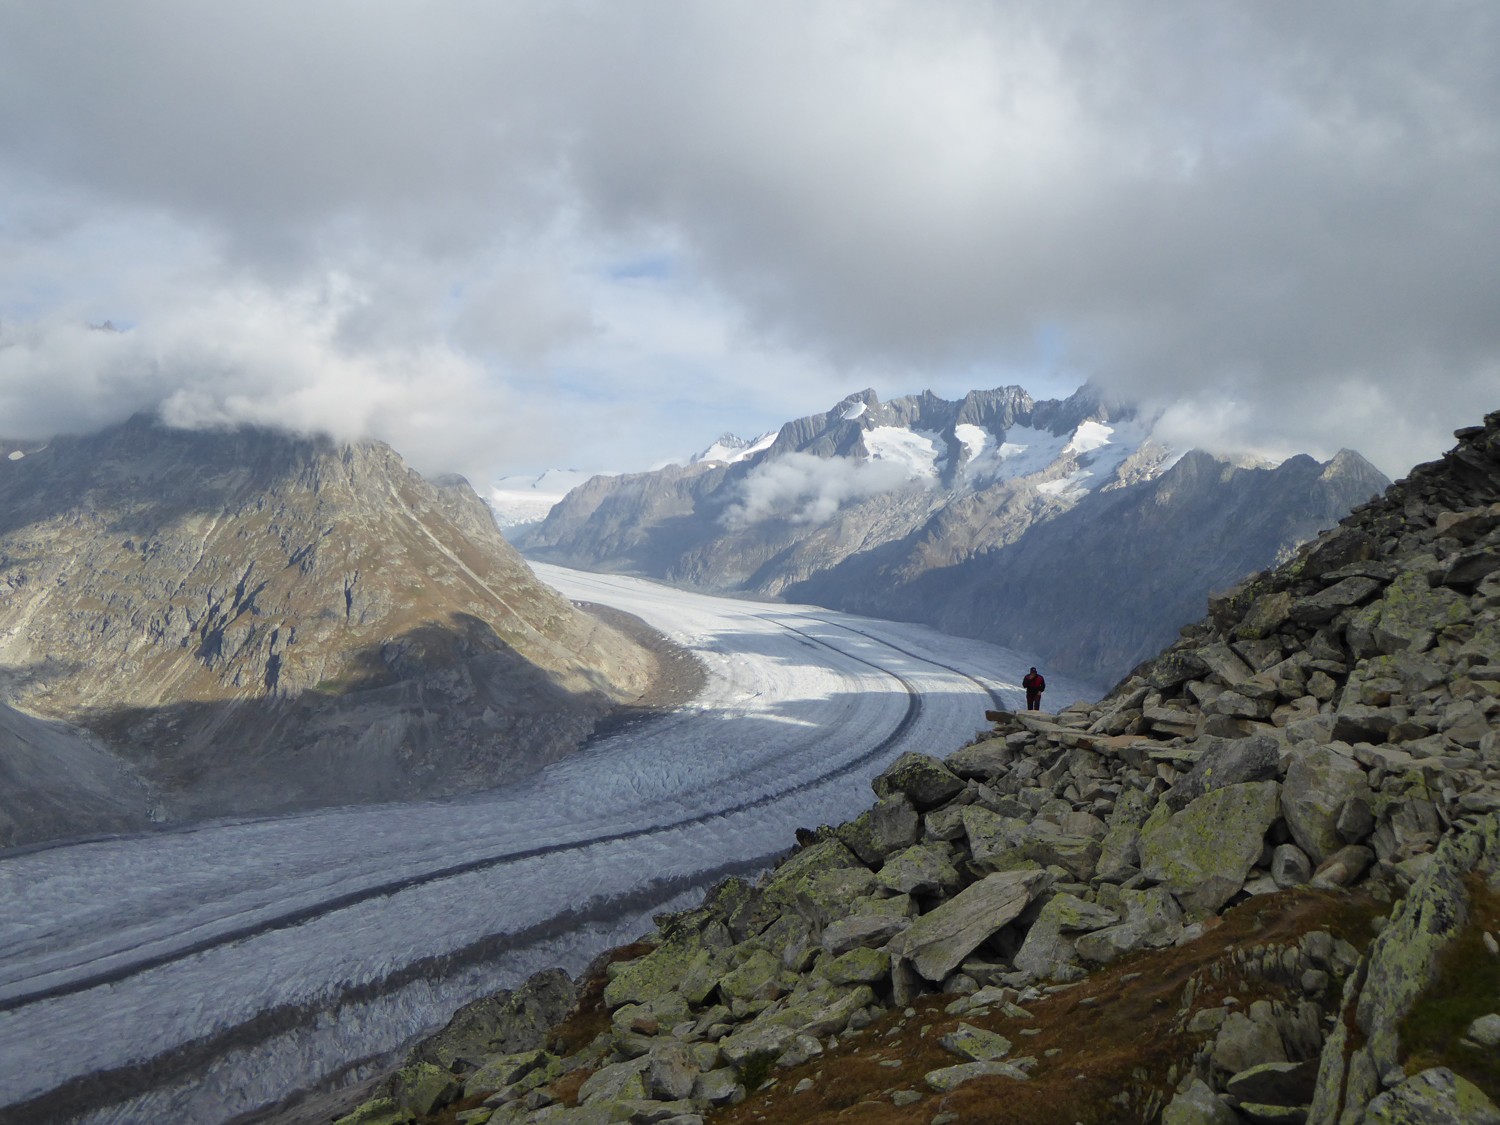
[1022,666,1045,711]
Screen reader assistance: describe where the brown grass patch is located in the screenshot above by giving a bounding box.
[711,889,1384,1125]
[546,940,657,1059]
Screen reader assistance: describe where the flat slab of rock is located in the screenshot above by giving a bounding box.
[924,1060,1030,1091]
[899,869,1045,982]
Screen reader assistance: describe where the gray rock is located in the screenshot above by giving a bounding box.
[1363,1066,1500,1124]
[1012,893,1119,979]
[938,1022,1013,1062]
[1074,887,1184,964]
[646,1042,699,1102]
[1139,781,1281,916]
[1225,1058,1319,1107]
[945,740,1016,780]
[835,793,921,865]
[899,869,1046,982]
[1336,795,1376,843]
[391,1062,461,1116]
[872,752,966,811]
[577,1058,648,1104]
[1271,843,1313,888]
[692,1067,745,1107]
[1166,733,1282,811]
[1161,1077,1240,1125]
[1096,785,1152,882]
[820,896,914,955]
[1211,1010,1286,1076]
[1289,575,1385,624]
[1332,703,1405,744]
[1282,746,1369,864]
[1310,844,1373,889]
[877,843,962,897]
[924,1060,1030,1091]
[1467,1013,1500,1048]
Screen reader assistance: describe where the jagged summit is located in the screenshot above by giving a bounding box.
[0,415,656,843]
[520,383,1386,684]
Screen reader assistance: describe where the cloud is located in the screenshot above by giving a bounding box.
[0,3,1494,478]
[722,451,922,528]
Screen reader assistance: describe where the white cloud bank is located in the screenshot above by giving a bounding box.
[0,2,1495,478]
[722,452,922,528]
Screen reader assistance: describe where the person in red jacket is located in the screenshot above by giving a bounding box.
[1022,667,1045,711]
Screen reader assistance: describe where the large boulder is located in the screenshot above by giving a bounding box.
[1139,782,1280,916]
[898,869,1046,982]
[1166,734,1282,811]
[835,793,921,865]
[872,752,966,810]
[1074,887,1184,965]
[1012,893,1119,980]
[1282,747,1370,863]
[1363,1067,1500,1124]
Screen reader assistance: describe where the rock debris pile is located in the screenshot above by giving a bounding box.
[341,411,1500,1125]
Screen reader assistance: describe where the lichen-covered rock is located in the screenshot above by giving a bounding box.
[1097,785,1152,882]
[1211,1010,1287,1076]
[1161,1077,1240,1125]
[938,1023,1013,1062]
[333,1098,414,1125]
[1308,815,1500,1125]
[389,1062,460,1116]
[1363,1066,1500,1124]
[899,868,1046,982]
[924,1059,1030,1090]
[1166,733,1282,811]
[1346,570,1471,658]
[834,793,920,865]
[577,1057,648,1104]
[754,837,872,928]
[819,894,914,954]
[872,752,966,810]
[1012,893,1119,979]
[604,941,701,1010]
[1139,781,1280,916]
[466,1049,548,1095]
[718,948,787,1002]
[1074,886,1184,964]
[877,842,962,896]
[1282,746,1370,864]
[820,945,890,986]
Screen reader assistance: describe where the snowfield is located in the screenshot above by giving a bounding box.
[0,567,1097,1124]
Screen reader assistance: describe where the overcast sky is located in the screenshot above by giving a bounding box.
[0,1,1495,481]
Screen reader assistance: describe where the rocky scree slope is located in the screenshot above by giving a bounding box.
[521,385,1386,685]
[338,410,1500,1125]
[0,416,655,843]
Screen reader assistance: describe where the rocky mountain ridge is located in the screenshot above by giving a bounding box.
[334,408,1500,1125]
[0,415,657,844]
[520,385,1388,685]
